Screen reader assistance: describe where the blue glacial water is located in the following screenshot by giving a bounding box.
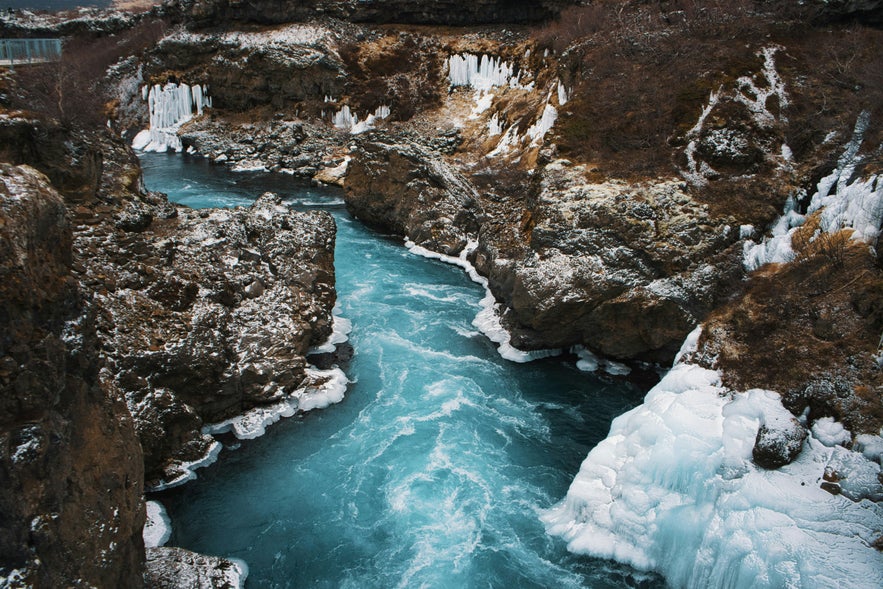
[139,152,663,589]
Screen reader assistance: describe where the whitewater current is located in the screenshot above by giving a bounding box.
[139,153,660,588]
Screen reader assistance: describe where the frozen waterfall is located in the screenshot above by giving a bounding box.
[447,53,518,91]
[132,82,212,153]
[332,105,390,134]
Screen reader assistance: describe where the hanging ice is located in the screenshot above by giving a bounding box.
[447,53,517,91]
[526,104,558,145]
[333,105,390,134]
[132,82,211,153]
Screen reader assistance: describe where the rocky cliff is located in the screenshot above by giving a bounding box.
[184,0,577,28]
[0,163,145,588]
[0,96,339,585]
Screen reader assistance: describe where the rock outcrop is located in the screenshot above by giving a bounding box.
[144,547,247,588]
[0,164,145,588]
[83,191,336,486]
[477,161,744,361]
[185,0,577,28]
[345,132,483,255]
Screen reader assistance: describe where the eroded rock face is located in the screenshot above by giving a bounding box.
[144,547,246,588]
[345,132,483,255]
[80,191,336,485]
[0,164,144,588]
[486,161,744,361]
[143,26,347,112]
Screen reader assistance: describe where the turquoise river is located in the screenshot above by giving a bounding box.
[139,152,663,589]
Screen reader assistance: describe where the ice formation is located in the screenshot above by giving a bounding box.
[543,361,883,588]
[405,238,559,363]
[681,88,722,186]
[143,500,172,548]
[132,82,212,153]
[812,417,852,447]
[149,440,222,492]
[332,105,390,134]
[744,111,883,270]
[447,54,518,91]
[525,104,558,145]
[571,346,632,376]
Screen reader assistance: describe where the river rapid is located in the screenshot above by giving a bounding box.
[139,152,663,589]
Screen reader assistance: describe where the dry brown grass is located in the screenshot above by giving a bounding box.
[699,231,883,433]
[337,32,444,121]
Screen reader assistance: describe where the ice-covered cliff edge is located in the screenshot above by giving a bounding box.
[542,349,883,588]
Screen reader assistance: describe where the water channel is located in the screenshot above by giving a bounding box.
[139,152,662,589]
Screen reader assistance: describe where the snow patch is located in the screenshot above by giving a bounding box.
[143,500,172,548]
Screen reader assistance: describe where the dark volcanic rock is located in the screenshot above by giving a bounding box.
[0,164,144,588]
[0,118,103,203]
[185,0,576,27]
[753,420,808,469]
[145,547,246,588]
[345,132,483,255]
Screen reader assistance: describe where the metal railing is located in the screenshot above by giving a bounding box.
[0,38,62,70]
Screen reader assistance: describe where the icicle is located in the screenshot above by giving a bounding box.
[557,81,570,106]
[133,81,212,153]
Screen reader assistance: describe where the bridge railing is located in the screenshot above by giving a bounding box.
[0,38,62,70]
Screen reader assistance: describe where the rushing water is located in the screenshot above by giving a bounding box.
[139,152,663,589]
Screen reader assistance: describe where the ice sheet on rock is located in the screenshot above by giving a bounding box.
[310,305,353,354]
[133,82,211,153]
[149,441,223,492]
[526,104,557,145]
[143,500,172,548]
[824,446,883,502]
[812,417,852,447]
[204,367,349,440]
[405,239,559,363]
[543,362,883,588]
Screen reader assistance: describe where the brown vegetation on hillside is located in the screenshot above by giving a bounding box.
[338,32,445,121]
[7,18,166,128]
[534,2,883,166]
[694,218,883,433]
[530,0,883,229]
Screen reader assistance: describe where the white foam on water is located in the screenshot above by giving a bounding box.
[405,238,560,363]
